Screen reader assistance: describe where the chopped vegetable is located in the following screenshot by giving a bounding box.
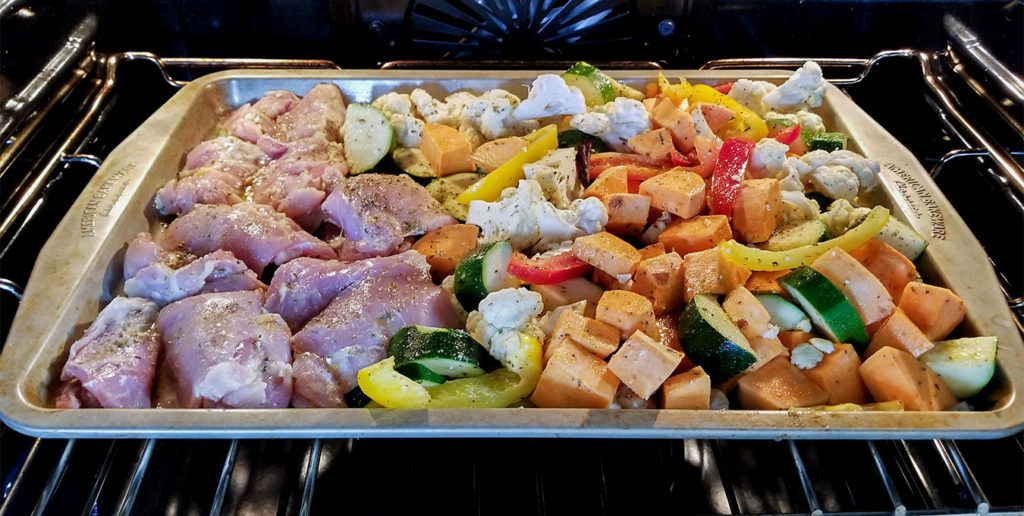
[507,251,592,285]
[456,124,558,204]
[709,138,756,216]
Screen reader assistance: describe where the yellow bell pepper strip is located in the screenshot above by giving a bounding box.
[657,73,691,106]
[456,125,558,204]
[686,84,768,141]
[357,356,431,408]
[790,400,904,412]
[426,333,542,408]
[719,206,890,271]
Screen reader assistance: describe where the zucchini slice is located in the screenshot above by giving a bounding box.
[390,326,488,378]
[778,266,869,350]
[392,147,436,178]
[343,103,395,174]
[754,293,812,332]
[874,218,928,261]
[762,220,826,251]
[425,172,484,221]
[562,62,615,106]
[678,294,758,382]
[808,132,847,152]
[395,362,447,386]
[453,241,518,311]
[919,337,998,399]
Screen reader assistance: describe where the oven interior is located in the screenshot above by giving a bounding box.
[1,1,1022,514]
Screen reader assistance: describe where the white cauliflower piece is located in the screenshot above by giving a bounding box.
[410,88,457,125]
[728,79,777,116]
[513,74,587,120]
[410,88,538,141]
[462,89,524,140]
[808,338,836,354]
[522,148,582,210]
[828,150,880,191]
[795,109,826,134]
[790,342,825,370]
[800,149,832,171]
[780,190,821,224]
[641,210,672,245]
[762,61,828,113]
[466,179,608,252]
[748,138,790,178]
[778,158,808,192]
[465,287,544,366]
[810,165,859,201]
[689,104,718,140]
[820,199,871,237]
[372,92,424,148]
[569,98,651,152]
[537,300,587,337]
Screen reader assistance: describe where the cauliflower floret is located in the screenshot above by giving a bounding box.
[808,338,835,354]
[794,109,826,134]
[410,88,457,125]
[748,138,790,178]
[780,189,821,224]
[569,98,651,152]
[728,79,777,116]
[762,61,827,113]
[800,149,832,171]
[790,342,825,370]
[410,88,538,141]
[522,148,582,210]
[641,210,672,245]
[466,179,608,252]
[372,92,425,148]
[778,158,808,192]
[828,150,880,191]
[513,74,587,120]
[536,300,586,337]
[820,198,871,237]
[809,165,859,201]
[465,287,544,366]
[689,104,718,140]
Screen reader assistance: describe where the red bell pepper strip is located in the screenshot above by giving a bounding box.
[589,152,672,178]
[507,251,593,285]
[670,148,698,167]
[774,123,802,145]
[712,81,734,94]
[709,138,756,216]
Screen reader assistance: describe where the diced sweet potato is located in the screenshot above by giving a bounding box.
[531,277,604,318]
[811,248,895,332]
[596,290,658,340]
[657,215,732,256]
[778,330,816,351]
[745,270,789,296]
[694,102,735,133]
[604,193,651,237]
[682,247,752,302]
[849,240,918,302]
[661,366,711,409]
[859,346,956,411]
[531,340,620,408]
[804,343,870,404]
[543,335,573,365]
[642,97,658,113]
[411,224,480,282]
[863,308,934,359]
[637,242,666,261]
[607,330,684,400]
[471,136,528,173]
[572,231,641,278]
[627,128,675,162]
[732,178,782,243]
[584,166,629,199]
[749,336,789,372]
[722,287,772,337]
[639,169,706,219]
[630,252,685,315]
[550,310,620,360]
[737,356,830,410]
[421,123,474,176]
[592,268,631,291]
[898,282,966,340]
[650,97,696,152]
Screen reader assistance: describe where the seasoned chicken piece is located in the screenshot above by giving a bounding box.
[251,134,348,230]
[274,83,346,142]
[223,90,300,143]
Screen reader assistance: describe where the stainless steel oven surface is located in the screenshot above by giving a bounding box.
[1,1,1021,514]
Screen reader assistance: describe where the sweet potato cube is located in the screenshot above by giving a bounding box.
[584,166,629,199]
[550,310,620,359]
[722,286,772,338]
[420,123,474,176]
[630,252,685,315]
[732,178,782,243]
[543,335,574,365]
[745,270,789,296]
[748,336,789,372]
[695,102,736,133]
[531,277,603,318]
[627,128,676,162]
[661,366,711,409]
[778,330,816,351]
[531,340,620,408]
[411,224,480,282]
[637,242,666,261]
[591,268,631,290]
[608,330,684,400]
[859,346,956,411]
[682,247,752,302]
[812,248,895,332]
[572,232,641,277]
[898,282,966,340]
[472,136,528,173]
[657,215,732,256]
[805,343,871,404]
[639,169,706,219]
[650,97,696,152]
[604,193,651,237]
[863,308,934,359]
[596,290,658,340]
[849,240,918,303]
[737,356,829,410]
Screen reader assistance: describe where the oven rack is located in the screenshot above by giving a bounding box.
[1,38,1022,516]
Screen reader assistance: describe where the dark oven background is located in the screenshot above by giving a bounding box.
[1,1,1022,515]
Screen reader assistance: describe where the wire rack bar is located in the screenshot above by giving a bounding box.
[208,439,239,516]
[29,439,74,516]
[700,49,916,85]
[298,439,323,516]
[936,440,990,515]
[80,441,119,516]
[0,438,41,515]
[114,439,156,516]
[0,278,23,301]
[867,441,907,516]
[788,441,823,516]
